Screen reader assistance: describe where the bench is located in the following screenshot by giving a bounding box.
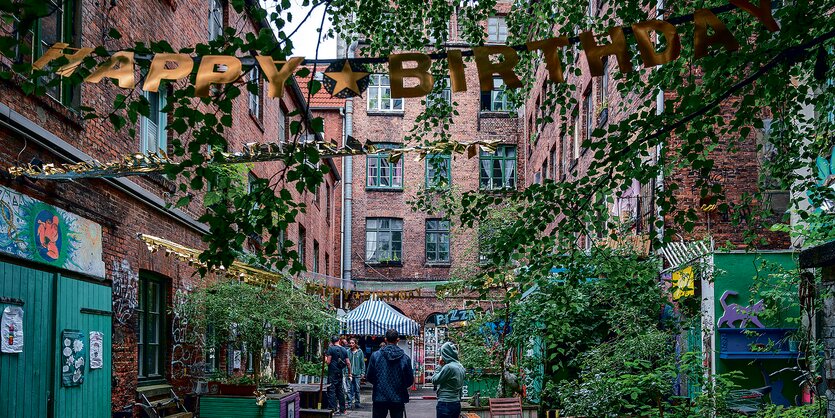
[488,398,523,418]
[136,384,193,418]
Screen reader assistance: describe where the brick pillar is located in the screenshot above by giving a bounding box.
[822,265,835,417]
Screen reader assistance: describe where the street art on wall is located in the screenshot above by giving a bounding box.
[717,290,765,329]
[0,186,104,277]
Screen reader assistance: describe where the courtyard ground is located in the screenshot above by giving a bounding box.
[342,387,438,418]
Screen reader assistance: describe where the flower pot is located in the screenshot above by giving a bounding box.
[219,383,258,396]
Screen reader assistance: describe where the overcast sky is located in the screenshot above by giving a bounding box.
[261,0,338,59]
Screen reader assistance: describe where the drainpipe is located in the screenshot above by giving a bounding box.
[340,41,358,310]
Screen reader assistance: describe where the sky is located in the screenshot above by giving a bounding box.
[261,0,338,59]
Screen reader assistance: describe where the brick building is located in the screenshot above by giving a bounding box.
[343,1,523,385]
[0,0,339,415]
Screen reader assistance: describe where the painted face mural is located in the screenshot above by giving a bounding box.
[36,211,61,261]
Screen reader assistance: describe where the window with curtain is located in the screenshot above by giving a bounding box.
[248,67,263,123]
[209,0,224,40]
[425,153,451,189]
[366,218,403,263]
[138,273,166,381]
[141,88,167,155]
[479,145,517,190]
[367,143,404,189]
[487,16,507,43]
[425,219,450,263]
[367,74,404,112]
[481,78,512,112]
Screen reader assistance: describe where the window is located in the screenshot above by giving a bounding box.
[587,0,597,17]
[425,219,450,264]
[31,0,79,106]
[278,106,287,143]
[313,240,320,273]
[425,153,451,189]
[584,92,594,143]
[550,146,557,180]
[209,0,224,41]
[204,326,220,373]
[367,143,404,189]
[573,114,581,161]
[487,16,508,43]
[298,225,306,267]
[324,253,330,276]
[325,183,332,225]
[314,182,321,207]
[427,77,452,108]
[599,58,609,108]
[541,160,548,182]
[248,67,263,123]
[479,145,517,190]
[367,74,404,112]
[366,218,403,264]
[481,78,512,112]
[141,89,168,155]
[138,273,166,380]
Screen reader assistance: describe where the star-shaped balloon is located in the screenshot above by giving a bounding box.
[323,60,370,98]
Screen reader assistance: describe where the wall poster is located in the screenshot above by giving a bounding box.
[61,329,85,387]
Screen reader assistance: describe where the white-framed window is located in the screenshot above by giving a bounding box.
[278,105,287,143]
[487,16,507,43]
[209,0,224,41]
[248,67,262,123]
[368,74,404,112]
[481,78,512,112]
[141,88,167,155]
[427,77,452,108]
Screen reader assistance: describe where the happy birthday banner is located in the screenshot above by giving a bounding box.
[32,0,777,101]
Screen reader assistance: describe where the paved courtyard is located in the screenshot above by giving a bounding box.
[342,388,438,418]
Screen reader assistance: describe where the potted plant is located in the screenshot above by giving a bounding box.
[220,374,257,396]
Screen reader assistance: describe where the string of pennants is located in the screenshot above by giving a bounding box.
[305,282,420,302]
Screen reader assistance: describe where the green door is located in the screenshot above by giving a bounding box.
[0,260,111,418]
[0,260,56,418]
[53,275,112,418]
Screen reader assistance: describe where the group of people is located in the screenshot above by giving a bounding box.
[324,329,466,418]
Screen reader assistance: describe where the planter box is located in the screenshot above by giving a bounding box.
[201,392,300,418]
[219,384,258,396]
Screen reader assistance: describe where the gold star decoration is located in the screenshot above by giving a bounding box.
[323,60,370,98]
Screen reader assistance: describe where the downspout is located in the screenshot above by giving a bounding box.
[340,41,358,310]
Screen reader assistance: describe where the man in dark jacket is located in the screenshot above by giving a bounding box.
[366,329,414,418]
[326,336,351,415]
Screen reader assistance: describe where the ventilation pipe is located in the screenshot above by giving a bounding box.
[339,41,358,310]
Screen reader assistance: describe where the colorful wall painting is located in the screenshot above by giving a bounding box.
[0,186,104,277]
[671,266,695,300]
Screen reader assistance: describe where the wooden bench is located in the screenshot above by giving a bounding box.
[136,384,193,418]
[488,398,523,418]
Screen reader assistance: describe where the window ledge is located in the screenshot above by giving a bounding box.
[367,111,405,117]
[425,262,451,267]
[366,187,404,192]
[479,111,516,118]
[368,261,402,267]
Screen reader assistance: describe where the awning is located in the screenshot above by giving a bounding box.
[341,297,419,337]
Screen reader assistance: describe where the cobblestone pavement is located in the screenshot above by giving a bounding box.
[342,388,438,418]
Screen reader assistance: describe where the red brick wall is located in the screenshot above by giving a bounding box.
[0,0,339,412]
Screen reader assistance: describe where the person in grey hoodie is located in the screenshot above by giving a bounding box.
[366,329,414,418]
[432,342,466,418]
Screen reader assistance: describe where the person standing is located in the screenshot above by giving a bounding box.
[432,342,466,418]
[326,336,351,415]
[366,329,414,418]
[347,338,366,408]
[339,337,351,408]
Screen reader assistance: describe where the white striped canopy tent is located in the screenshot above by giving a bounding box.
[341,297,419,336]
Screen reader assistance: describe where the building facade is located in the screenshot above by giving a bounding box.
[0,0,339,415]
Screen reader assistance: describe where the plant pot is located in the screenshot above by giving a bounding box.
[207,380,222,395]
[219,383,258,396]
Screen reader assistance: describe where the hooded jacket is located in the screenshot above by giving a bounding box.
[432,342,466,402]
[366,344,414,403]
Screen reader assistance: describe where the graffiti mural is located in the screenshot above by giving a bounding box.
[0,186,104,277]
[111,259,138,326]
[171,288,201,379]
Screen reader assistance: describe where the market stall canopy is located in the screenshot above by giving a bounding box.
[341,297,419,336]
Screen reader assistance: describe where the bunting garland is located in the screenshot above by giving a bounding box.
[305,282,420,302]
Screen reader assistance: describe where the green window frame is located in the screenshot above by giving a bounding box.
[425,219,450,264]
[26,0,79,107]
[366,218,403,264]
[479,145,517,190]
[367,143,404,190]
[425,153,451,189]
[481,78,512,112]
[138,273,167,381]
